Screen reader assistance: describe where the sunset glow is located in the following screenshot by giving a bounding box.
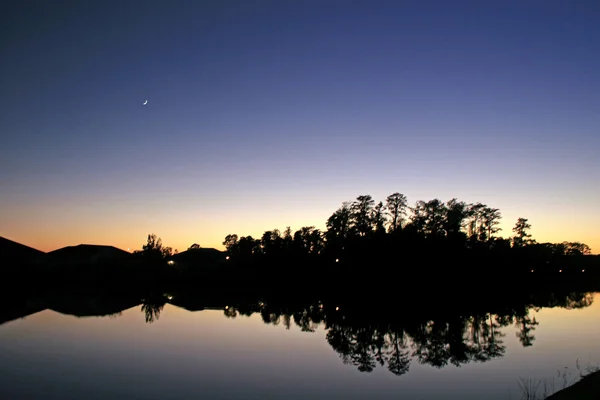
[1,2,598,254]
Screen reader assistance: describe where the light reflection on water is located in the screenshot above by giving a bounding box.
[0,293,599,400]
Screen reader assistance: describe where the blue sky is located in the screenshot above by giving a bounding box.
[1,0,599,252]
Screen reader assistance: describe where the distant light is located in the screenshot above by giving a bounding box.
[582,269,585,272]
[335,258,339,263]
[167,295,173,300]
[225,306,229,310]
[319,304,323,309]
[127,248,130,251]
[226,256,230,260]
[335,306,339,311]
[531,270,534,273]
[559,269,562,273]
[167,260,174,265]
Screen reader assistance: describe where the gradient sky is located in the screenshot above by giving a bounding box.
[1,0,599,253]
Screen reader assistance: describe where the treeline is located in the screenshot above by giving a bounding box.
[222,193,591,263]
[62,193,594,290]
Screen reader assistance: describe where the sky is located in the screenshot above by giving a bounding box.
[1,0,599,253]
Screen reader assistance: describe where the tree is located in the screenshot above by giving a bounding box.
[162,247,173,258]
[410,199,446,237]
[351,195,375,236]
[481,207,502,241]
[260,230,273,255]
[222,234,239,252]
[386,192,408,232]
[409,201,428,235]
[282,226,293,251]
[562,242,591,256]
[188,243,201,250]
[466,203,485,240]
[142,233,163,253]
[325,202,353,246]
[293,226,323,256]
[463,204,502,242]
[136,233,167,261]
[444,198,469,238]
[236,235,260,257]
[260,229,282,255]
[372,201,387,235]
[512,218,533,247]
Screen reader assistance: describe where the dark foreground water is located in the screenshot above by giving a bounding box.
[1,292,599,400]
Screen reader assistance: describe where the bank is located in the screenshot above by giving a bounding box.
[545,369,600,399]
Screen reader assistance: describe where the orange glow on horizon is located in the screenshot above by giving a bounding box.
[1,200,598,254]
[3,224,598,255]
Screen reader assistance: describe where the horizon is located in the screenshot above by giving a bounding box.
[2,1,599,254]
[1,190,597,255]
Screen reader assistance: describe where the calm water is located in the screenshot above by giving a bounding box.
[1,292,599,400]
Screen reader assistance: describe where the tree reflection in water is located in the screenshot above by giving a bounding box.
[218,291,594,377]
[141,293,168,323]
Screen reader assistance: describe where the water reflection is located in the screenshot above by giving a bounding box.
[141,293,168,323]
[212,291,594,376]
[222,303,513,375]
[2,288,595,379]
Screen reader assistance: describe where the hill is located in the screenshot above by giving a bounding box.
[0,236,46,266]
[170,247,227,270]
[46,244,132,266]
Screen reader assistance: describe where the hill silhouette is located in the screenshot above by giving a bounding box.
[0,236,46,269]
[47,244,132,266]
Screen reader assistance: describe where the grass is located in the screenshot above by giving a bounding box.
[517,357,600,400]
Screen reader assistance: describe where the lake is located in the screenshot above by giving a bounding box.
[1,289,599,399]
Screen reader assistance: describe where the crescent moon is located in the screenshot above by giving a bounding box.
[143,100,148,105]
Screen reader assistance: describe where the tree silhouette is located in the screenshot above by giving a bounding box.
[562,241,592,256]
[222,234,239,252]
[445,198,469,239]
[292,227,323,256]
[411,199,446,238]
[351,195,375,237]
[134,233,169,265]
[162,247,173,258]
[481,207,502,241]
[466,203,485,240]
[372,201,387,235]
[261,229,283,256]
[325,203,353,250]
[512,218,533,247]
[221,191,593,277]
[386,192,408,232]
[282,226,293,251]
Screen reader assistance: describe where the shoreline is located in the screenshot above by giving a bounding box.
[545,370,600,399]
